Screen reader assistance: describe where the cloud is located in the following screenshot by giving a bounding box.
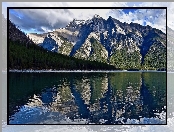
[2,2,128,33]
[8,8,76,33]
[2,2,170,34]
[108,8,166,33]
[139,2,174,32]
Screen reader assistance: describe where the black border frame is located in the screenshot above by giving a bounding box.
[7,6,167,125]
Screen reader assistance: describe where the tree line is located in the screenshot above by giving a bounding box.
[9,40,116,70]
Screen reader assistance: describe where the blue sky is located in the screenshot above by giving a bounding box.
[122,9,137,14]
[2,2,167,34]
[127,2,142,6]
[9,9,23,19]
[9,8,140,34]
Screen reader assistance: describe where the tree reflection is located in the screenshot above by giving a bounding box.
[9,72,166,124]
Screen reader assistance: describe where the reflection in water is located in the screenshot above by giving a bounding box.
[9,72,166,124]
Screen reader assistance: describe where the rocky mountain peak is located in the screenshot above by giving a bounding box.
[93,14,101,19]
[27,14,166,70]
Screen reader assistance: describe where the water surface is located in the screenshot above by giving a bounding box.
[8,72,166,124]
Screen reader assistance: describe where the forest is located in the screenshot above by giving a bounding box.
[9,40,116,70]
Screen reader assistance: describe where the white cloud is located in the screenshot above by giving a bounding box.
[2,2,172,33]
[107,8,166,33]
[139,2,174,31]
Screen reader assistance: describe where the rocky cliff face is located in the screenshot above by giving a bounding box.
[28,15,166,70]
[27,33,47,45]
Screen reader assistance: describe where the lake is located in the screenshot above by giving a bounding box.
[8,72,166,124]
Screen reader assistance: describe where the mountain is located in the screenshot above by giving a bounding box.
[28,15,166,70]
[9,19,35,45]
[8,18,116,70]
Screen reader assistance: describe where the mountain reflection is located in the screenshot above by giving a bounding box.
[9,72,166,124]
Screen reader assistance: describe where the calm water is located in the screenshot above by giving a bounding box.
[8,72,166,124]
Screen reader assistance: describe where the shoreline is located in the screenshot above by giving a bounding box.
[8,69,167,73]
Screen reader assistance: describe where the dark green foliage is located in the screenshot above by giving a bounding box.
[90,36,96,44]
[109,42,166,70]
[9,40,116,70]
[142,42,166,70]
[58,41,73,56]
[59,35,68,42]
[110,48,141,70]
[74,37,108,63]
[89,37,108,63]
[8,16,166,71]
